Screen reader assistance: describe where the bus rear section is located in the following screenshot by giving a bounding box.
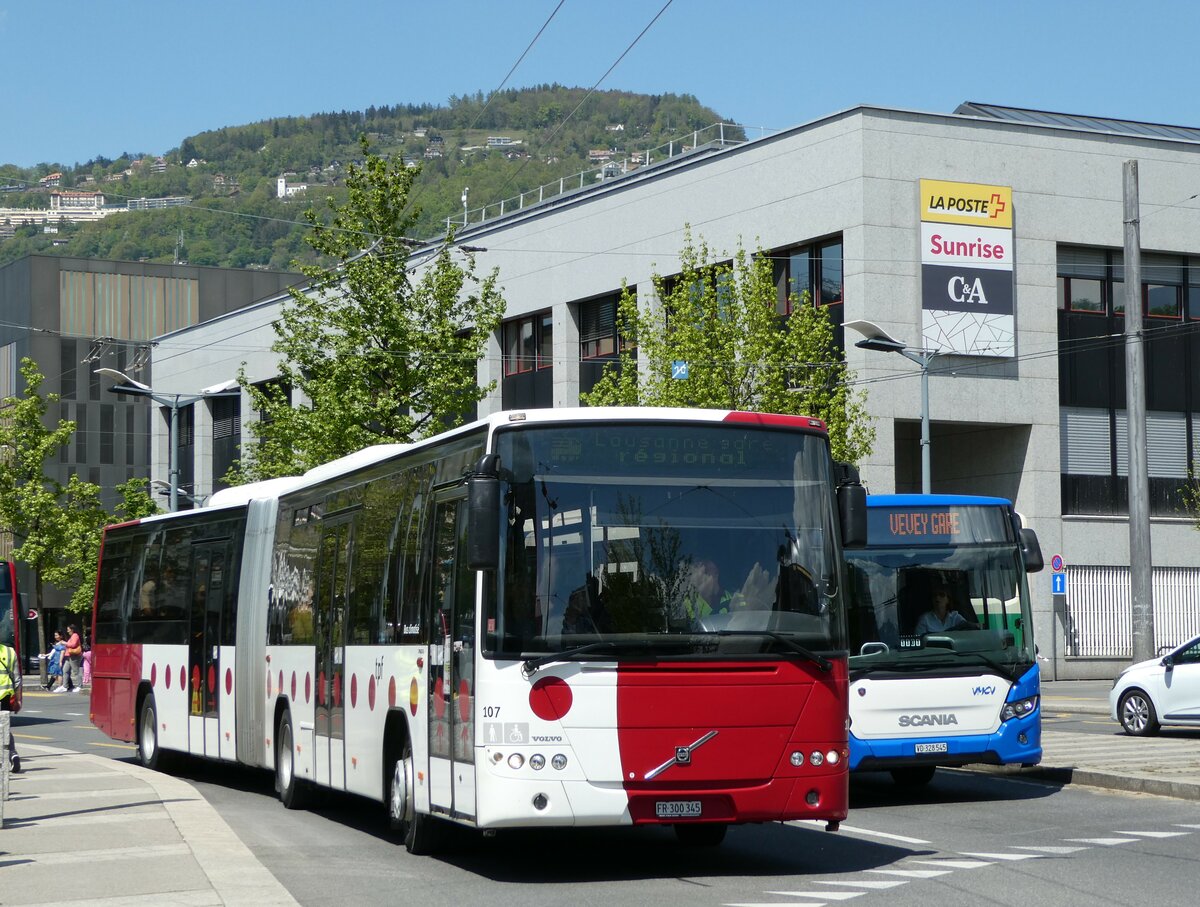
[1,560,22,713]
[844,495,1043,786]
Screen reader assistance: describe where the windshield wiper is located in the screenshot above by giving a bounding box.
[703,630,832,672]
[522,642,621,675]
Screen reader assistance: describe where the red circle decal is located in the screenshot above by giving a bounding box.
[350,673,358,709]
[290,672,297,700]
[433,677,445,717]
[305,672,312,704]
[266,669,273,697]
[529,676,573,720]
[317,670,326,706]
[151,663,157,687]
[180,666,186,690]
[165,664,172,689]
[225,668,233,696]
[333,672,341,707]
[368,674,377,711]
[207,665,216,696]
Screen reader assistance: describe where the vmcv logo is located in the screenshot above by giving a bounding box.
[973,685,997,696]
[898,713,959,728]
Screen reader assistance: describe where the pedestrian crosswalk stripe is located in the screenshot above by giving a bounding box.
[867,869,951,878]
[1114,830,1191,838]
[908,859,991,869]
[765,892,863,900]
[1174,824,1200,829]
[814,881,907,889]
[958,852,1041,861]
[1065,837,1138,845]
[1013,845,1091,854]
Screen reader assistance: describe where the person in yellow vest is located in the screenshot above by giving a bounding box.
[1,641,22,773]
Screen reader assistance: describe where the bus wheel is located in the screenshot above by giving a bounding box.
[276,711,310,810]
[674,823,728,846]
[891,766,936,787]
[138,693,165,771]
[388,737,444,855]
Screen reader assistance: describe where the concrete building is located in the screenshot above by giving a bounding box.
[152,102,1200,679]
[0,254,301,632]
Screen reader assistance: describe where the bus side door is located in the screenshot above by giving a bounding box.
[426,493,476,820]
[314,518,352,790]
[187,540,229,758]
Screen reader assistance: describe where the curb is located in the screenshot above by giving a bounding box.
[969,763,1200,801]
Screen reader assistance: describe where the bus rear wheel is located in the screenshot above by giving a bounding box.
[387,738,444,855]
[891,766,937,787]
[674,823,728,846]
[276,710,310,810]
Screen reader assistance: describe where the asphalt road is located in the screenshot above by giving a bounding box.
[15,688,1198,907]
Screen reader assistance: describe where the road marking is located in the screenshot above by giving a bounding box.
[1064,838,1138,846]
[1175,824,1200,829]
[12,732,56,740]
[814,881,907,889]
[866,869,951,879]
[908,859,991,869]
[791,820,930,845]
[1013,845,1091,854]
[91,741,136,750]
[958,852,1041,861]
[765,892,863,900]
[1114,830,1191,838]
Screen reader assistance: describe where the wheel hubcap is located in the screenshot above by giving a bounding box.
[142,709,156,759]
[390,759,407,822]
[1124,697,1148,731]
[280,724,293,787]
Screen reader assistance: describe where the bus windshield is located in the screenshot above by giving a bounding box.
[486,422,844,659]
[846,537,1035,679]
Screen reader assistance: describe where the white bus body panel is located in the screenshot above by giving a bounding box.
[850,673,1010,738]
[142,644,189,753]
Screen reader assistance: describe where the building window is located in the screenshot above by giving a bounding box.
[579,293,635,399]
[211,395,240,492]
[503,312,553,376]
[1058,245,1199,516]
[100,404,114,465]
[61,340,77,400]
[774,237,844,313]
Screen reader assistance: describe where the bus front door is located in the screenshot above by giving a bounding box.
[427,495,476,820]
[314,519,351,791]
[187,542,229,758]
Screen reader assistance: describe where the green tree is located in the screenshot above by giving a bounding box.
[582,229,874,464]
[233,135,506,480]
[0,360,98,683]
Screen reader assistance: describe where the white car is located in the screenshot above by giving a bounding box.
[1110,634,1200,736]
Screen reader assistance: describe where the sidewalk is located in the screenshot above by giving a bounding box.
[1,742,297,906]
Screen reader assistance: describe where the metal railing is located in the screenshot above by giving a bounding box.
[1062,565,1200,657]
[444,122,774,234]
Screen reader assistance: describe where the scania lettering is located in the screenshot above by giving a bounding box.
[845,494,1044,787]
[90,408,866,852]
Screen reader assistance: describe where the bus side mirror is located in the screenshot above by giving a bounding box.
[1019,527,1044,573]
[834,462,867,548]
[467,454,501,571]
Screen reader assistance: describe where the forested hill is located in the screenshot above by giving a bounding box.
[0,87,741,271]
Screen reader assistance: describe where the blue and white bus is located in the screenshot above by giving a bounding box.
[844,495,1044,786]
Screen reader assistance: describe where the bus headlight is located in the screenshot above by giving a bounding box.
[1001,696,1038,721]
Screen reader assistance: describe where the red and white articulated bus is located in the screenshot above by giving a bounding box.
[90,408,866,853]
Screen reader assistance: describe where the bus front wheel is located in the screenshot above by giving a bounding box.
[387,738,444,855]
[138,693,164,771]
[276,711,310,810]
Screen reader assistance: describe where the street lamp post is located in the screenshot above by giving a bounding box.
[845,320,941,495]
[96,368,210,512]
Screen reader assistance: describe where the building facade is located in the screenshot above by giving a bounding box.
[152,103,1200,679]
[0,254,300,634]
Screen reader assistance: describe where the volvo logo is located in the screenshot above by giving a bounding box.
[644,730,718,780]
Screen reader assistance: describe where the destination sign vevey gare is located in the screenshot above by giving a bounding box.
[919,178,1015,357]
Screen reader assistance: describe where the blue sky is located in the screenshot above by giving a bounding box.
[4,0,1200,169]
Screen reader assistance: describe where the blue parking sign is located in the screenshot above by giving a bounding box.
[1052,573,1066,595]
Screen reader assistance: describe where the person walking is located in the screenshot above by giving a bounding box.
[60,623,83,693]
[41,630,66,691]
[1,639,22,772]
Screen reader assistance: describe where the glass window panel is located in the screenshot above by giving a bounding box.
[1057,277,1066,310]
[538,312,553,369]
[1189,285,1200,321]
[818,242,843,306]
[1146,284,1180,318]
[1067,277,1103,313]
[1112,280,1125,314]
[789,250,811,309]
[1142,253,1182,286]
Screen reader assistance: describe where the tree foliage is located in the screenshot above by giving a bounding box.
[582,230,874,464]
[233,136,506,480]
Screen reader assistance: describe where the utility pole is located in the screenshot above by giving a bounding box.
[1123,159,1154,664]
